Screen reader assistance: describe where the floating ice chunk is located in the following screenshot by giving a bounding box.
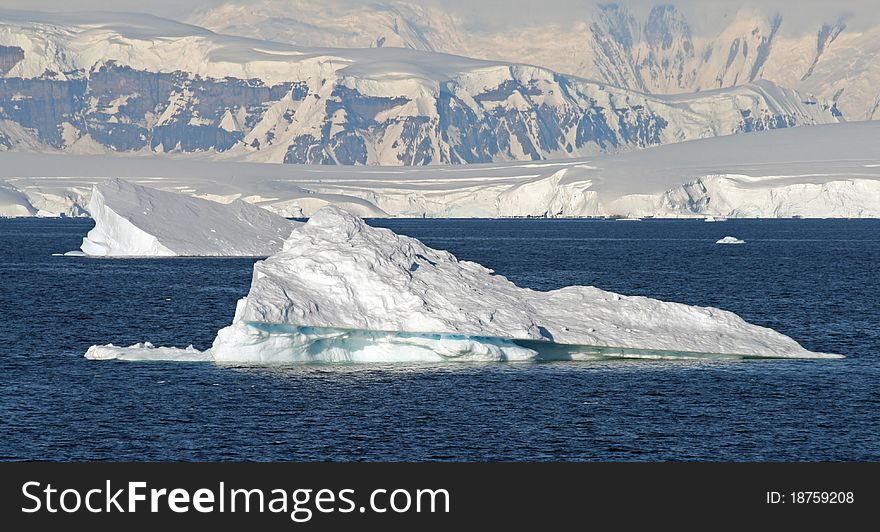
[716,236,746,244]
[77,179,299,257]
[203,206,835,360]
[84,205,840,363]
[84,342,210,362]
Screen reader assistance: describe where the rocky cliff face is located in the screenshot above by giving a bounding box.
[0,45,23,76]
[0,62,303,152]
[586,4,784,94]
[0,62,836,164]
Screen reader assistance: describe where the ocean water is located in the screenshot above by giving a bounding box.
[1,217,878,461]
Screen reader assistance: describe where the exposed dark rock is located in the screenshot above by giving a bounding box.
[0,46,24,76]
[0,59,823,164]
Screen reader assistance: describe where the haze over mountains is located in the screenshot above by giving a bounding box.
[195,1,880,120]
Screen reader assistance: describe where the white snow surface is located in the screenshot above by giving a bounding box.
[716,236,746,244]
[87,206,838,363]
[2,121,879,219]
[0,9,488,86]
[79,178,298,256]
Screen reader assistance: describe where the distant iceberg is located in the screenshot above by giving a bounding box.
[87,206,839,363]
[0,182,37,217]
[716,236,746,244]
[74,179,298,257]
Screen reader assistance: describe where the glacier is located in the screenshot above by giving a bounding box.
[2,121,879,220]
[86,206,839,363]
[76,178,298,257]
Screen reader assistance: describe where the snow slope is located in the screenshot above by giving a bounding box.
[190,0,463,53]
[194,1,880,119]
[0,9,836,165]
[86,206,838,363]
[78,178,298,256]
[1,121,877,219]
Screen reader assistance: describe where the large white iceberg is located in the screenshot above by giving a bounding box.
[87,206,838,363]
[76,179,298,256]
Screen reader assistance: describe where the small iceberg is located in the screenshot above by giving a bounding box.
[72,179,299,257]
[716,236,746,244]
[85,342,210,362]
[86,203,838,363]
[704,216,728,222]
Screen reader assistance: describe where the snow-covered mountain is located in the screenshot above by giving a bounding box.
[192,1,880,120]
[0,9,837,165]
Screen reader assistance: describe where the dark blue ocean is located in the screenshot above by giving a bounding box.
[1,218,878,461]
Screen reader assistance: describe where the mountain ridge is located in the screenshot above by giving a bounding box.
[0,9,837,165]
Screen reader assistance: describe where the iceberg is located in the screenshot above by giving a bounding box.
[716,236,746,245]
[0,182,37,217]
[85,342,210,362]
[76,179,299,257]
[86,206,839,363]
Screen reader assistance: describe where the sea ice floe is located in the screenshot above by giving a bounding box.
[84,342,210,362]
